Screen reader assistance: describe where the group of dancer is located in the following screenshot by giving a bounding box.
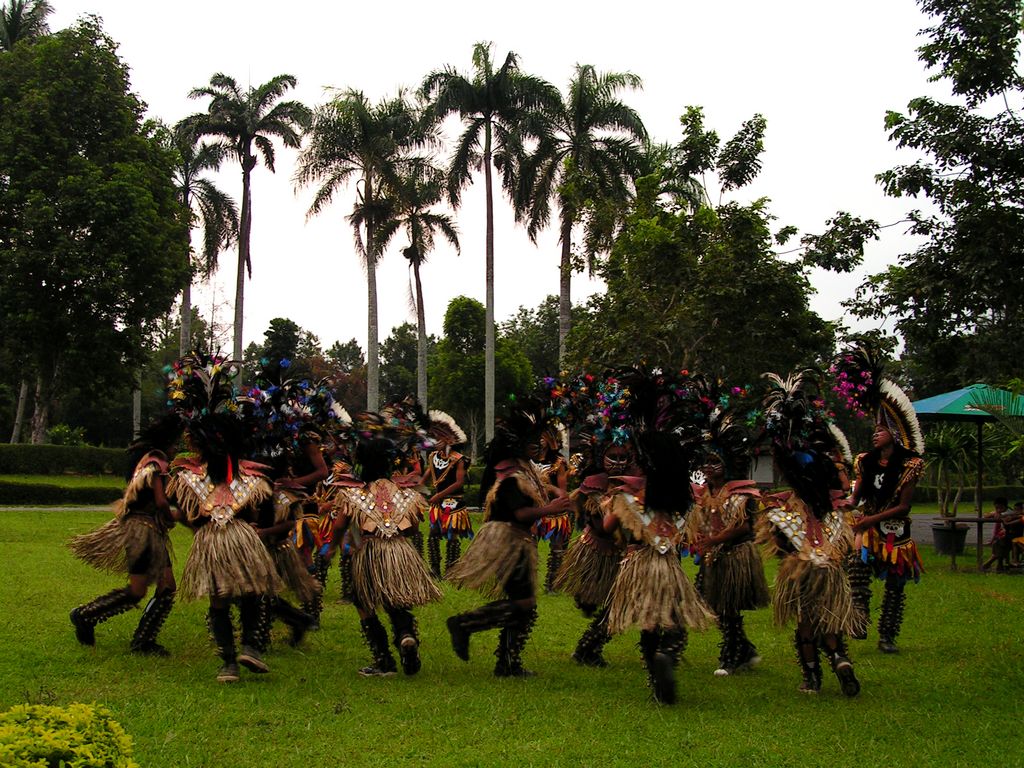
[67,341,925,702]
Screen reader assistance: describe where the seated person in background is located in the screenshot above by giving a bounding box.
[1007,501,1024,567]
[983,497,1013,572]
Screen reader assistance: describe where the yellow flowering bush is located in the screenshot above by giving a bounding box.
[0,703,138,768]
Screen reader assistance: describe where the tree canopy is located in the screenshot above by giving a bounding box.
[0,17,189,441]
[841,0,1024,393]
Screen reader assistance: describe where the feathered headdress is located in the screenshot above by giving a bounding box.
[830,341,924,455]
[426,409,467,447]
[761,367,840,517]
[684,376,756,480]
[166,353,251,477]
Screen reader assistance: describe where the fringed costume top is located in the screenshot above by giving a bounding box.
[605,478,715,635]
[69,450,174,582]
[447,459,549,599]
[758,491,862,638]
[169,457,281,600]
[332,479,441,611]
[853,452,925,583]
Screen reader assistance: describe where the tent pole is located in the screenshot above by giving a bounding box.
[976,419,984,571]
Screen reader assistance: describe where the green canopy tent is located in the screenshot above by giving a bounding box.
[913,383,1024,568]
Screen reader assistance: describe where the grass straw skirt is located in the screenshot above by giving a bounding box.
[552,529,621,607]
[446,521,538,599]
[772,554,862,638]
[352,536,443,611]
[607,546,715,635]
[69,514,171,583]
[700,540,770,616]
[180,518,282,600]
[270,539,322,604]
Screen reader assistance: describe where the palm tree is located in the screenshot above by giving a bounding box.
[0,0,52,51]
[421,42,559,440]
[395,162,460,410]
[295,89,425,410]
[187,73,310,362]
[518,64,647,364]
[168,119,239,355]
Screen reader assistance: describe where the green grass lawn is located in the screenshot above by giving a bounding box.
[1,508,1021,767]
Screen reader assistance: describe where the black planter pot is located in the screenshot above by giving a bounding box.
[932,523,969,556]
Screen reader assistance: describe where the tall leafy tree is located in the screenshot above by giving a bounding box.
[811,0,1024,393]
[420,42,559,440]
[296,89,425,410]
[187,73,310,362]
[566,110,834,381]
[519,64,647,364]
[428,296,532,457]
[0,0,51,51]
[0,18,189,441]
[394,161,459,409]
[167,119,238,355]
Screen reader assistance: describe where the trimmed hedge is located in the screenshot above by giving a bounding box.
[0,444,127,476]
[915,485,1024,504]
[0,703,138,768]
[0,479,122,505]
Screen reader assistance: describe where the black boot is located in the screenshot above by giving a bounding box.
[410,528,425,561]
[339,552,355,604]
[208,605,239,683]
[824,636,860,697]
[795,631,822,694]
[70,587,140,646]
[733,614,760,670]
[301,591,323,633]
[387,607,421,676]
[273,597,315,647]
[639,629,677,704]
[446,600,519,661]
[250,594,273,654]
[494,606,538,678]
[877,581,906,654]
[427,534,442,579]
[237,595,269,673]
[359,614,397,676]
[715,615,741,676]
[130,589,175,656]
[847,553,872,640]
[444,536,462,576]
[544,544,565,594]
[573,608,611,668]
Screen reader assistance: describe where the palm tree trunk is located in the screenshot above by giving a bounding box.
[179,281,192,356]
[234,163,253,363]
[9,379,29,443]
[484,123,495,443]
[365,176,379,411]
[558,217,573,367]
[413,260,428,410]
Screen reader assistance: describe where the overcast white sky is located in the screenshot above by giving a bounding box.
[52,0,944,355]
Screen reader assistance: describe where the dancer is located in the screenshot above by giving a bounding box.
[325,414,441,677]
[422,410,471,578]
[688,402,769,677]
[166,355,282,683]
[758,369,862,696]
[833,342,925,654]
[602,370,715,704]
[446,396,573,678]
[531,423,572,594]
[69,414,184,655]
